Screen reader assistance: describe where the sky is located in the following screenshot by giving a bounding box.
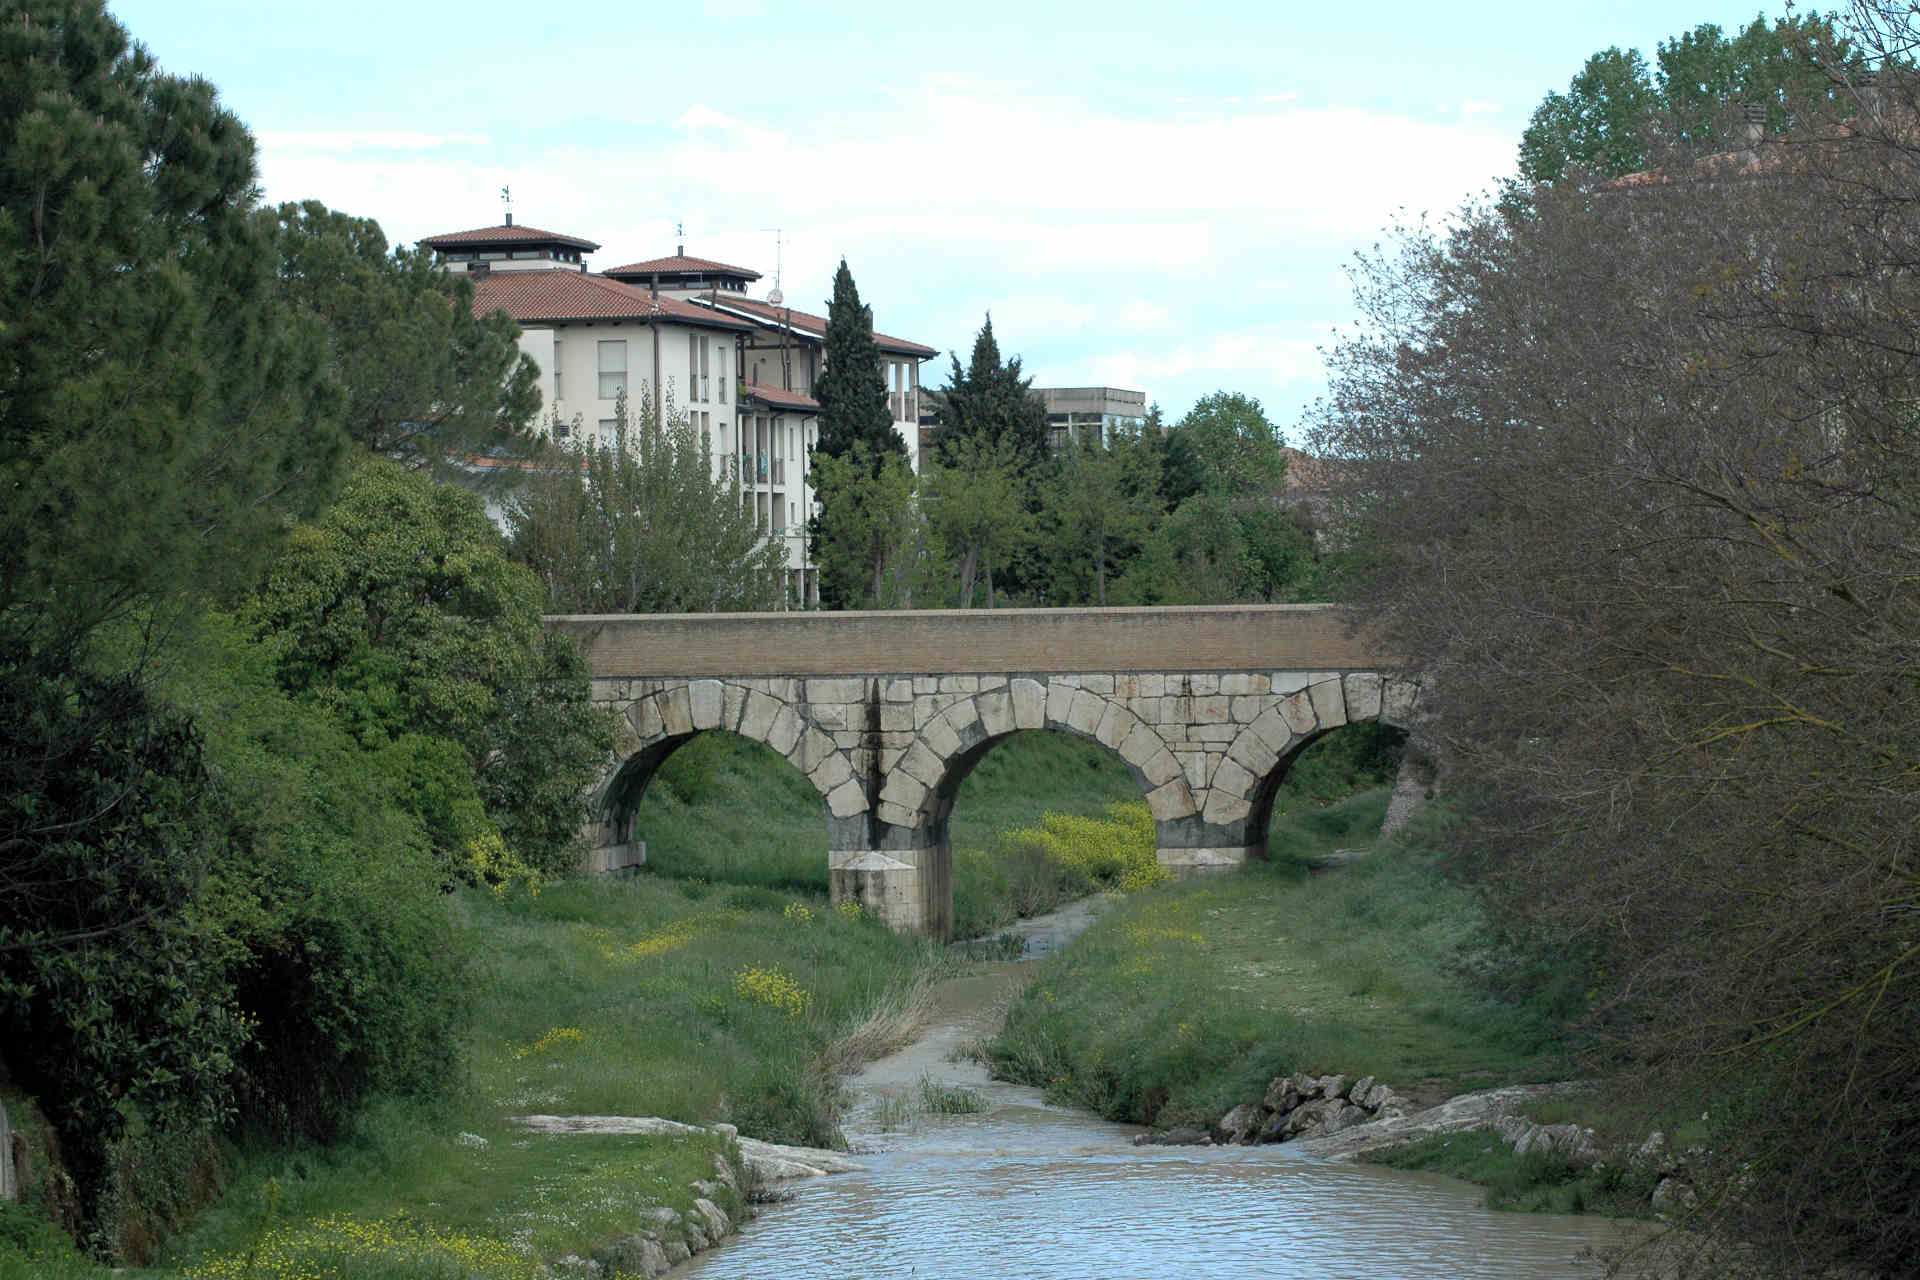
[113,0,1802,434]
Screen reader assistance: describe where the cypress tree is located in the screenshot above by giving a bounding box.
[814,258,902,475]
[936,314,1050,468]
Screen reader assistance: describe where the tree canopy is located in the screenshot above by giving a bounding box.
[1310,19,1920,1267]
[813,259,903,472]
[935,315,1050,469]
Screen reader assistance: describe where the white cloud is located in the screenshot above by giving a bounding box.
[255,130,491,152]
[1460,100,1502,117]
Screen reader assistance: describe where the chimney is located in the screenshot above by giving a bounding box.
[1738,103,1767,147]
[505,210,513,227]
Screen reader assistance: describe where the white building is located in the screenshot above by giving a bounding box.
[423,220,936,606]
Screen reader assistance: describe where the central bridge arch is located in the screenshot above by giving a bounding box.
[551,605,1416,939]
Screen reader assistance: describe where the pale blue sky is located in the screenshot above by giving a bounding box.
[114,0,1804,430]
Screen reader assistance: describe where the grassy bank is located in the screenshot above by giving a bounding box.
[3,877,941,1278]
[986,793,1576,1128]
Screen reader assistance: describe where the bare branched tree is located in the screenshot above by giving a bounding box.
[1310,22,1920,1274]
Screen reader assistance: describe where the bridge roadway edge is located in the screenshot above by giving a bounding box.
[546,605,1416,940]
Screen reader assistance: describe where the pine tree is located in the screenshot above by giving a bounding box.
[814,259,902,474]
[936,314,1050,468]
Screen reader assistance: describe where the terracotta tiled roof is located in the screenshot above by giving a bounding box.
[422,223,601,251]
[699,296,938,359]
[739,381,820,413]
[604,254,762,281]
[469,269,754,328]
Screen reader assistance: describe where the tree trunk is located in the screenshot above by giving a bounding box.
[958,545,978,608]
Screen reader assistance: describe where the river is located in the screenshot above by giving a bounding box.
[684,902,1636,1278]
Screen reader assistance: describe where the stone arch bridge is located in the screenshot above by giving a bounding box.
[546,605,1413,939]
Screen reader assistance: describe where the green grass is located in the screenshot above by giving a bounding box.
[33,876,946,1280]
[1365,1129,1658,1216]
[986,792,1574,1128]
[636,730,1146,936]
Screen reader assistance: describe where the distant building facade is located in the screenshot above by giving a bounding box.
[423,219,936,606]
[1032,386,1149,449]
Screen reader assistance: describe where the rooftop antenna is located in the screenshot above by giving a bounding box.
[766,228,785,306]
[501,184,512,227]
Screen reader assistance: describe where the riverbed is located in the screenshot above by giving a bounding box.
[683,902,1636,1278]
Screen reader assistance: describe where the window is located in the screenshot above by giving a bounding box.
[598,340,627,400]
[718,345,728,404]
[700,336,711,402]
[553,342,563,401]
[553,418,572,441]
[598,419,617,448]
[688,338,698,403]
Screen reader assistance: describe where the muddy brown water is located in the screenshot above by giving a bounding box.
[684,899,1637,1278]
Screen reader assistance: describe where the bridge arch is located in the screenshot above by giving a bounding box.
[587,677,868,871]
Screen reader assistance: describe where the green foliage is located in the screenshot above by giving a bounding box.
[0,0,348,654]
[809,442,924,609]
[935,315,1050,469]
[508,392,787,614]
[1516,14,1866,187]
[814,259,904,473]
[1171,391,1285,498]
[921,434,1031,607]
[265,200,540,469]
[1367,1129,1657,1217]
[245,459,613,877]
[1038,428,1161,606]
[0,665,247,1214]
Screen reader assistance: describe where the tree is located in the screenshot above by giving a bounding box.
[508,393,787,613]
[814,259,903,473]
[935,315,1050,469]
[1516,14,1866,187]
[1040,429,1161,606]
[244,460,614,877]
[922,434,1031,607]
[1309,37,1920,1270]
[0,0,348,659]
[1172,391,1286,497]
[811,443,923,608]
[267,200,540,469]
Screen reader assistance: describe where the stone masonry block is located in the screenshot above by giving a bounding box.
[689,679,724,730]
[1307,674,1346,729]
[898,739,944,788]
[1046,681,1075,727]
[1176,750,1210,790]
[809,702,850,730]
[1116,675,1143,700]
[1067,689,1105,736]
[977,689,1015,737]
[1211,755,1257,800]
[629,696,664,742]
[811,751,854,794]
[1273,671,1312,695]
[1146,777,1198,822]
[1202,787,1253,825]
[1344,672,1384,721]
[826,777,867,818]
[1140,674,1166,698]
[1227,728,1280,777]
[806,677,867,705]
[879,771,927,813]
[884,678,914,703]
[1383,678,1418,726]
[1190,723,1238,742]
[923,715,961,759]
[1280,690,1318,736]
[1119,721,1162,769]
[1193,694,1230,724]
[1010,678,1046,730]
[1081,674,1115,695]
[1095,701,1138,751]
[789,727,835,775]
[661,686,694,737]
[1142,747,1182,787]
[1191,674,1220,696]
[942,698,981,735]
[876,799,920,828]
[1230,695,1267,723]
[1160,695,1193,724]
[722,683,748,733]
[978,674,1006,690]
[880,701,914,732]
[739,690,780,741]
[766,704,803,756]
[914,675,938,694]
[938,676,978,694]
[832,730,865,751]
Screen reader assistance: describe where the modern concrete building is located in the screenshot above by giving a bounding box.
[423,219,937,606]
[1033,386,1150,449]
